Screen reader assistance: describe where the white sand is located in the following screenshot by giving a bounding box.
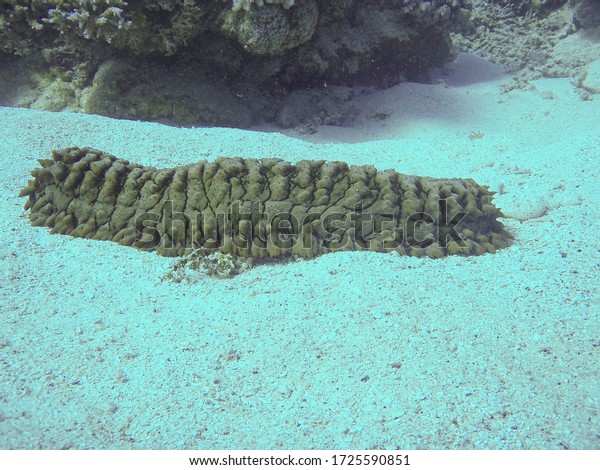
[0,53,598,449]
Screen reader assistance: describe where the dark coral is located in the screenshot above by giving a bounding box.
[1,1,470,126]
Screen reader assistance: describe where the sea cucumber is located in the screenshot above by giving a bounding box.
[20,147,513,258]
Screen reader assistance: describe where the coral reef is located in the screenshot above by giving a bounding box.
[0,0,207,56]
[0,1,470,127]
[455,1,566,72]
[222,0,318,54]
[81,58,253,126]
[2,1,594,125]
[486,0,569,15]
[573,0,600,28]
[21,147,513,259]
[454,0,590,78]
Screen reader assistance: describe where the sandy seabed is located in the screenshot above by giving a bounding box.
[0,54,598,449]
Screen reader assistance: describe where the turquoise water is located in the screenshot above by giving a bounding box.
[1,1,599,451]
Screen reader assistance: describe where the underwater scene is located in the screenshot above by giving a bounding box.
[0,0,599,450]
